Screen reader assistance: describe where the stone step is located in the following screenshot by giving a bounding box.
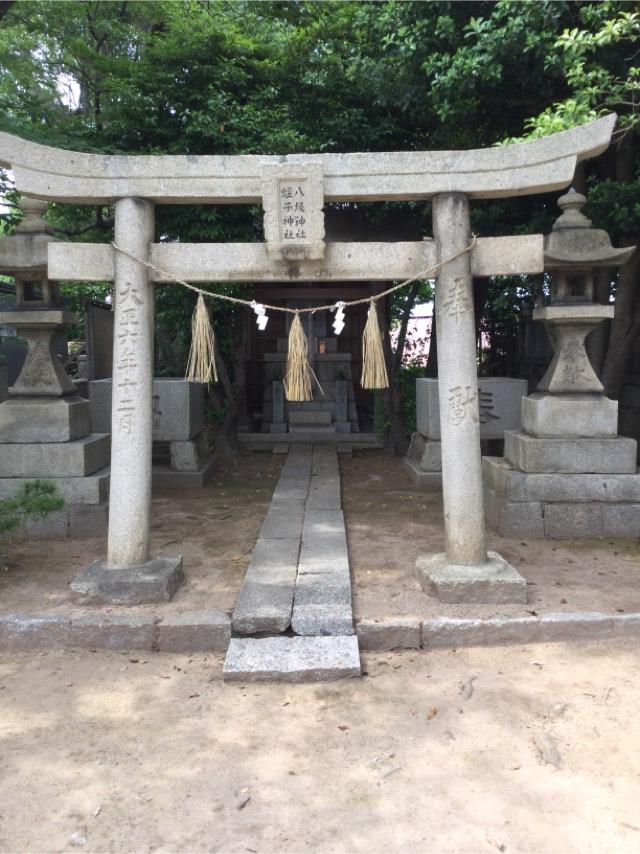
[223,635,361,683]
[289,425,337,435]
[0,467,110,504]
[289,411,333,426]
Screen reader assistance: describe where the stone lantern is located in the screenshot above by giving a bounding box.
[483,189,640,540]
[523,188,635,436]
[0,198,110,538]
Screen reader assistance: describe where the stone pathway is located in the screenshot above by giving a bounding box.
[224,444,360,682]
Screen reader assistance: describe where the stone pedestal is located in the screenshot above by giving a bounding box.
[89,377,213,488]
[484,188,638,540]
[415,194,525,603]
[0,201,111,540]
[405,376,527,488]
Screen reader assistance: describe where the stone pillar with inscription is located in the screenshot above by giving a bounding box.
[415,193,526,603]
[71,198,184,604]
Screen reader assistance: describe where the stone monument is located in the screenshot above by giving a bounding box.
[89,377,213,487]
[405,376,528,488]
[484,189,639,538]
[0,199,110,537]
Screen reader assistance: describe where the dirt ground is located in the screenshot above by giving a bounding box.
[1,639,639,853]
[1,450,639,622]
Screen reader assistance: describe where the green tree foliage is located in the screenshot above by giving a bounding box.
[0,0,638,442]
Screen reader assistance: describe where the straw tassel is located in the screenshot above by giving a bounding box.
[284,311,313,401]
[361,299,389,389]
[186,292,218,384]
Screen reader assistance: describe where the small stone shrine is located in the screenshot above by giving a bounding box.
[484,189,639,538]
[405,376,527,488]
[0,199,110,537]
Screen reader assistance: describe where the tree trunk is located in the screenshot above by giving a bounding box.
[384,282,420,455]
[601,250,640,399]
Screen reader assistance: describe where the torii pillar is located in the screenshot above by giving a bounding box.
[70,198,184,605]
[414,194,527,603]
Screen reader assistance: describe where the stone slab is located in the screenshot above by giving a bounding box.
[483,457,640,503]
[522,393,618,438]
[544,503,603,538]
[68,503,109,539]
[0,396,92,443]
[271,477,309,502]
[259,499,305,540]
[0,433,110,478]
[292,509,354,636]
[152,458,215,489]
[70,614,156,651]
[306,475,341,511]
[356,618,421,650]
[0,613,70,651]
[223,635,361,683]
[602,503,640,537]
[89,378,204,440]
[415,551,527,604]
[0,468,110,505]
[157,610,231,653]
[504,430,637,474]
[70,555,184,606]
[289,410,332,426]
[416,377,527,440]
[232,538,300,634]
[403,458,443,490]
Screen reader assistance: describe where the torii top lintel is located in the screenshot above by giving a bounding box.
[0,114,616,205]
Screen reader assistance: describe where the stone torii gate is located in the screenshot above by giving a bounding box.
[0,114,617,605]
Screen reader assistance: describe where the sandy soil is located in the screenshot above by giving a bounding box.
[342,451,640,620]
[0,453,283,618]
[1,449,639,624]
[1,639,639,853]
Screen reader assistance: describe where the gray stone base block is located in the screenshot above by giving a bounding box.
[602,504,640,537]
[0,613,70,650]
[152,458,215,489]
[223,635,361,683]
[356,618,421,650]
[7,501,109,542]
[0,433,110,477]
[544,503,603,538]
[269,422,288,434]
[157,610,231,653]
[0,396,92,443]
[0,468,110,505]
[415,551,527,604]
[68,503,109,538]
[403,458,442,490]
[70,614,156,651]
[522,393,618,438]
[70,555,184,606]
[232,538,299,634]
[483,456,640,504]
[504,430,637,474]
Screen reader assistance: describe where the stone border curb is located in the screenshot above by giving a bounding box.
[0,610,231,653]
[357,612,640,651]
[1,610,638,654]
